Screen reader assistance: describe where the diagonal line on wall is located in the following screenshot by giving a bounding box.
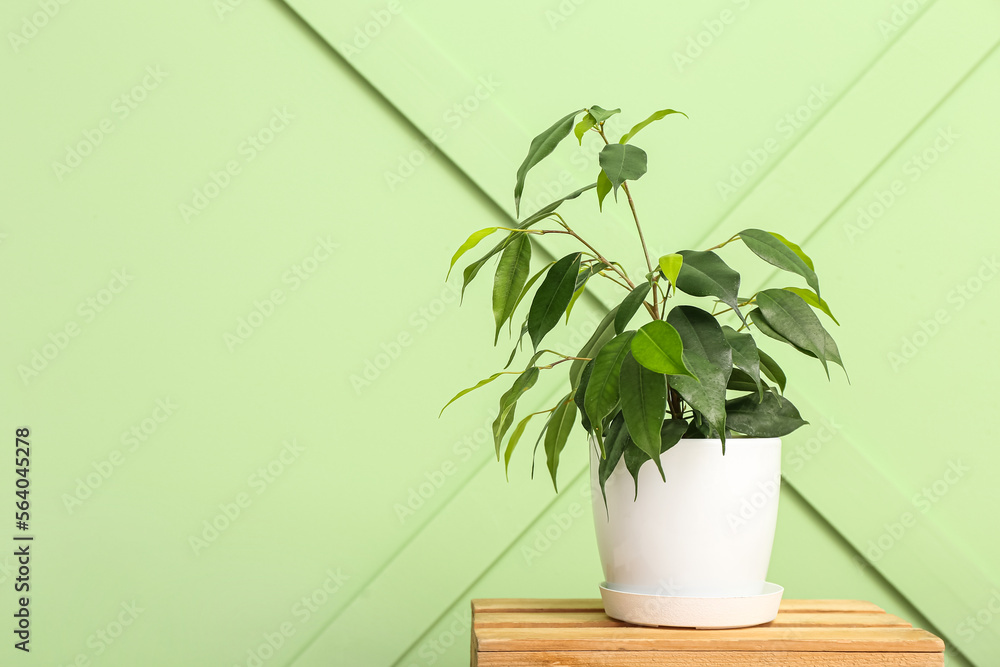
[690,0,940,251]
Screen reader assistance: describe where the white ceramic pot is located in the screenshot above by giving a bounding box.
[590,437,783,627]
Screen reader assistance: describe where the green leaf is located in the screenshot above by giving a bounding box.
[514,109,583,216]
[596,170,612,211]
[565,262,607,323]
[492,234,532,344]
[508,261,553,334]
[666,306,733,447]
[619,352,667,480]
[573,359,595,432]
[570,306,619,389]
[504,318,530,369]
[771,231,814,270]
[447,227,498,280]
[757,349,786,393]
[574,106,621,144]
[675,250,746,325]
[504,409,546,479]
[727,368,764,393]
[598,144,648,196]
[460,183,596,301]
[614,283,650,334]
[589,105,621,123]
[598,412,628,509]
[585,332,636,435]
[631,321,694,377]
[573,117,596,145]
[726,391,808,437]
[623,419,687,500]
[739,229,820,298]
[753,289,845,379]
[721,325,762,400]
[528,253,582,349]
[440,372,505,417]
[783,286,839,326]
[492,367,540,459]
[619,108,687,144]
[658,253,683,291]
[545,395,577,491]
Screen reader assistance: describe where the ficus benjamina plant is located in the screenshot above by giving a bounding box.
[440,105,847,504]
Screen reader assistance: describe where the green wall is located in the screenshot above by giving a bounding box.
[2,0,997,665]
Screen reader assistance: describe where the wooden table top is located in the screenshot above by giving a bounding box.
[471,598,945,666]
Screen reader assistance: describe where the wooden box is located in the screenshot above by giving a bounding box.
[471,598,944,666]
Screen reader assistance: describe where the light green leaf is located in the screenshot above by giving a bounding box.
[574,116,596,144]
[596,170,612,211]
[585,332,636,434]
[439,372,505,417]
[573,106,621,144]
[598,144,648,196]
[753,289,845,379]
[619,352,667,480]
[721,325,762,400]
[675,250,746,325]
[619,109,687,144]
[527,253,582,349]
[504,409,546,479]
[448,227,498,280]
[658,253,683,291]
[771,231,814,270]
[504,318,530,369]
[492,234,532,344]
[614,282,651,334]
[739,229,820,298]
[493,367,540,458]
[545,395,578,491]
[666,306,733,446]
[570,307,619,388]
[783,286,839,326]
[631,321,694,377]
[726,391,808,437]
[514,109,583,216]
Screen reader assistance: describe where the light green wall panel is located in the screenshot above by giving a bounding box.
[1,0,995,665]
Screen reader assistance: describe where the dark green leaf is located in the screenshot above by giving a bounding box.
[619,109,687,144]
[574,360,595,432]
[726,391,808,437]
[598,413,629,509]
[492,234,532,344]
[757,349,786,393]
[753,289,845,379]
[585,332,636,434]
[675,250,746,325]
[619,352,667,480]
[666,306,733,445]
[508,261,553,335]
[721,325,762,399]
[514,110,583,216]
[528,253,582,349]
[447,227,497,280]
[614,283,651,334]
[623,419,687,500]
[565,262,607,323]
[631,321,695,377]
[739,229,820,298]
[492,367,540,458]
[727,368,763,393]
[589,105,621,123]
[783,286,839,325]
[599,144,648,195]
[545,395,577,491]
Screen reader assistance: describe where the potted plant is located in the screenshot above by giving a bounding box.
[441,106,846,628]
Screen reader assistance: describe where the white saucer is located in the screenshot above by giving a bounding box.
[599,582,784,629]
